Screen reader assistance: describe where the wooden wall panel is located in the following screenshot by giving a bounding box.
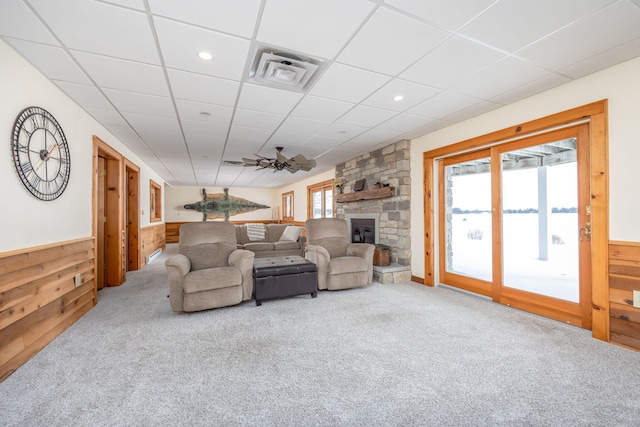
[609,241,640,351]
[140,223,166,268]
[0,237,95,381]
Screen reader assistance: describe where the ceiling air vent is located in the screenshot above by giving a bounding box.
[247,46,323,92]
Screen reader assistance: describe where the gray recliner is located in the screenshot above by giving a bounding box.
[304,218,374,290]
[165,222,255,312]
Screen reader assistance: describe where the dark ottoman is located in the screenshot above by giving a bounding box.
[253,256,317,306]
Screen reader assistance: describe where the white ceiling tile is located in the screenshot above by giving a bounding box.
[377,113,436,133]
[400,36,504,89]
[383,0,497,31]
[308,63,390,103]
[442,100,502,122]
[168,69,240,105]
[73,51,169,96]
[148,0,261,38]
[6,39,91,83]
[518,1,640,71]
[100,1,146,10]
[268,131,312,146]
[337,105,398,128]
[154,17,251,80]
[460,0,614,53]
[175,100,233,124]
[0,0,58,44]
[29,0,160,64]
[303,135,346,148]
[362,79,440,112]
[337,7,449,75]
[237,83,303,114]
[277,117,329,135]
[181,120,229,138]
[290,96,355,122]
[319,123,368,140]
[257,0,375,59]
[408,91,482,119]
[490,73,571,105]
[53,81,113,109]
[559,37,640,79]
[343,128,403,145]
[136,129,184,149]
[232,109,286,130]
[450,58,549,100]
[123,112,181,133]
[103,89,175,116]
[227,126,274,145]
[86,107,129,128]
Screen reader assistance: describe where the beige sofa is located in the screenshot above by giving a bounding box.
[235,223,305,258]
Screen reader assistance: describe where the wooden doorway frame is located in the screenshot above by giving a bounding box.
[423,100,609,341]
[125,160,140,271]
[92,136,125,287]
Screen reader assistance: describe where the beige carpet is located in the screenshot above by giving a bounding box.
[1,244,639,426]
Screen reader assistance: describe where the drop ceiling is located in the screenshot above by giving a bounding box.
[2,0,640,188]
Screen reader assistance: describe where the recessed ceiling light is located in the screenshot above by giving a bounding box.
[393,95,404,102]
[198,51,213,61]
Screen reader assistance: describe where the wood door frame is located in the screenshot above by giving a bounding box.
[423,100,609,341]
[92,136,125,288]
[125,159,140,271]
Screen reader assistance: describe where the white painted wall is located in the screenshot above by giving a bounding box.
[0,40,164,253]
[410,56,640,278]
[164,186,279,222]
[165,167,336,223]
[277,168,335,222]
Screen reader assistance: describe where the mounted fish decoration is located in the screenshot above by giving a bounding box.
[184,188,270,221]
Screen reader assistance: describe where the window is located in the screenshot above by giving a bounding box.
[150,180,162,222]
[282,191,294,222]
[307,179,334,219]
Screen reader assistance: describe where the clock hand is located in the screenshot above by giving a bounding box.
[34,143,60,173]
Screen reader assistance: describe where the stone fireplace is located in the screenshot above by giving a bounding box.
[335,140,412,284]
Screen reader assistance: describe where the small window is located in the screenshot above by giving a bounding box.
[150,180,162,222]
[307,179,334,219]
[282,191,294,222]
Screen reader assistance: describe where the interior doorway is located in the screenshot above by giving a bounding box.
[93,136,125,288]
[125,160,140,271]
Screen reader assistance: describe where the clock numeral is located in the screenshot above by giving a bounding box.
[30,174,42,192]
[15,142,29,153]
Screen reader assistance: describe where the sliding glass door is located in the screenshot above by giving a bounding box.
[438,126,592,327]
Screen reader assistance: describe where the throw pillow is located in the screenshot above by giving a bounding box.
[246,223,266,241]
[279,225,304,242]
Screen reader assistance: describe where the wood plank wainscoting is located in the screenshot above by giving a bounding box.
[139,223,166,268]
[0,237,96,381]
[609,241,640,351]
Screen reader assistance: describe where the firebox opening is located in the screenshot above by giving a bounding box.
[351,218,375,244]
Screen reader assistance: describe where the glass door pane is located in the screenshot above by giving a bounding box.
[501,139,579,302]
[444,155,492,282]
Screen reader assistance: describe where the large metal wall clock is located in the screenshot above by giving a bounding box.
[11,106,71,201]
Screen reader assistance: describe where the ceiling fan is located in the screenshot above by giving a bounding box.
[229,147,316,174]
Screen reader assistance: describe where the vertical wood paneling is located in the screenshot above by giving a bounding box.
[609,241,640,351]
[140,223,166,267]
[0,237,95,381]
